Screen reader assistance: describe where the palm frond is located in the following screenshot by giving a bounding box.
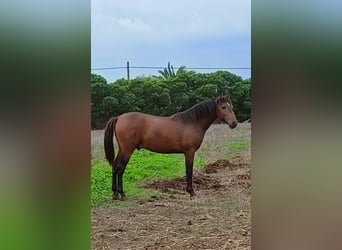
[176,65,186,75]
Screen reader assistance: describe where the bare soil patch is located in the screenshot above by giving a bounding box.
[143,173,224,194]
[203,159,239,173]
[143,159,249,194]
[92,158,251,249]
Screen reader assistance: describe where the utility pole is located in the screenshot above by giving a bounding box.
[126,61,130,80]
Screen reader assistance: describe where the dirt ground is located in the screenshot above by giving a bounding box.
[91,123,251,250]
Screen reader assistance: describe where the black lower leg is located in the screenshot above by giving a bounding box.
[112,152,123,200]
[117,158,129,200]
[185,155,195,197]
[112,169,119,200]
[117,172,125,200]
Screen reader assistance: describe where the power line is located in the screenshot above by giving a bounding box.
[91,65,251,71]
[92,62,251,80]
[91,66,126,70]
[187,67,250,70]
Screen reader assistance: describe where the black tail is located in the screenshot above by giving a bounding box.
[104,117,118,165]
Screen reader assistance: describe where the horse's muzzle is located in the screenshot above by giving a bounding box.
[229,121,237,129]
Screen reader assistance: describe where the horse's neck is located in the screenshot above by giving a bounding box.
[198,113,217,132]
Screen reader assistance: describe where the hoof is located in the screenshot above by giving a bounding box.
[120,193,126,201]
[189,192,196,200]
[113,193,120,200]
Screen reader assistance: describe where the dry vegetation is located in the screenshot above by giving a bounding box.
[91,123,251,249]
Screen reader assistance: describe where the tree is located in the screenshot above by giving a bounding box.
[90,70,251,128]
[158,62,187,79]
[91,73,107,85]
[102,96,119,118]
[91,74,110,128]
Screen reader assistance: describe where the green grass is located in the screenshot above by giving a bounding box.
[226,140,250,159]
[219,200,237,214]
[91,140,249,207]
[91,150,206,207]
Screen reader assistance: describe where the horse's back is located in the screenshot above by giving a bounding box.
[114,112,168,145]
[117,112,169,129]
[115,112,148,135]
[117,112,178,136]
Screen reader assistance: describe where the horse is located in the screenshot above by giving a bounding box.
[104,95,237,200]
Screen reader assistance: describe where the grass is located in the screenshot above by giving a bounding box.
[91,149,205,207]
[219,200,237,214]
[226,140,250,159]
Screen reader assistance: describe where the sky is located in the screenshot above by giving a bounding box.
[91,0,251,82]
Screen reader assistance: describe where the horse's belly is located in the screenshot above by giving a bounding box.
[139,121,202,153]
[140,140,182,154]
[140,130,183,153]
[148,147,182,154]
[140,133,201,154]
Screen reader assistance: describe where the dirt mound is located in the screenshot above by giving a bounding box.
[144,159,251,194]
[143,173,224,194]
[203,159,238,173]
[237,169,251,180]
[232,169,251,190]
[203,159,249,174]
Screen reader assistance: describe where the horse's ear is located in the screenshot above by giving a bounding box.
[216,95,223,103]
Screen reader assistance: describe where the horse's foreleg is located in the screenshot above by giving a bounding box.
[185,150,196,198]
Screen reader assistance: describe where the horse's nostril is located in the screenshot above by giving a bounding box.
[231,121,237,128]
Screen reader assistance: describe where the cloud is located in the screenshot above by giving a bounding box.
[116,18,153,33]
[91,0,251,80]
[92,0,250,44]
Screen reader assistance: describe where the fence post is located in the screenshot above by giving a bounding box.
[126,61,130,80]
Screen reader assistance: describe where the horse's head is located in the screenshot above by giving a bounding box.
[215,95,237,129]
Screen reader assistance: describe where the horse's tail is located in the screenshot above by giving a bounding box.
[104,117,118,165]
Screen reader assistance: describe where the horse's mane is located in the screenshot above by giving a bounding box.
[170,98,216,123]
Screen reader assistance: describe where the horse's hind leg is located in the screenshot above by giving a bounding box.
[112,168,119,200]
[112,152,123,200]
[117,151,133,201]
[116,160,129,200]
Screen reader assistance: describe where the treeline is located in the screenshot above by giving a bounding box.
[91,70,251,129]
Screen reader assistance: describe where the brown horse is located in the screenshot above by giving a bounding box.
[104,95,237,200]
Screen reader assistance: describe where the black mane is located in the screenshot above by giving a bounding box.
[171,98,217,123]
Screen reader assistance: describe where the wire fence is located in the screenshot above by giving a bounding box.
[91,62,251,81]
[91,66,251,70]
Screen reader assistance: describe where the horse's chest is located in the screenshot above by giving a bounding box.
[181,129,204,148]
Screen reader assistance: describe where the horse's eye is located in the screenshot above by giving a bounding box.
[222,106,226,109]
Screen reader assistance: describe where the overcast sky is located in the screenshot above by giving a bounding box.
[91,0,250,82]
